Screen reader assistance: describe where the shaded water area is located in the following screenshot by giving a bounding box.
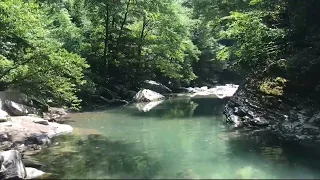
[35,97,320,179]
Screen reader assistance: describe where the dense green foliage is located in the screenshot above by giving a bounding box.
[1,0,320,108]
[0,0,88,108]
[188,0,320,100]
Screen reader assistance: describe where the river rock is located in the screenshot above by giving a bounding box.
[142,80,172,94]
[5,101,40,116]
[0,150,26,179]
[25,167,45,179]
[0,141,13,151]
[224,88,272,129]
[0,109,9,122]
[47,122,73,138]
[27,134,51,145]
[133,89,165,102]
[43,107,67,121]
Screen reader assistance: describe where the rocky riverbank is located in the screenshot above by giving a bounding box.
[224,85,320,146]
[0,111,72,179]
[0,92,73,179]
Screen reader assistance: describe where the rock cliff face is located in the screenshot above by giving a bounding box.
[224,86,320,145]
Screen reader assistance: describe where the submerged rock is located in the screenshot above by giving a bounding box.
[27,134,51,145]
[236,166,266,179]
[133,89,165,102]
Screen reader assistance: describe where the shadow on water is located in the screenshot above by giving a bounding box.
[111,97,229,119]
[37,134,162,179]
[225,130,320,179]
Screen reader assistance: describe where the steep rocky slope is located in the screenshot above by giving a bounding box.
[224,77,320,146]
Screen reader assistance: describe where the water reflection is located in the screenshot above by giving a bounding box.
[134,100,164,112]
[124,97,229,118]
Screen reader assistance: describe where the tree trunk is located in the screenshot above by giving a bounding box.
[135,16,148,86]
[114,0,131,56]
[102,4,110,76]
[138,16,147,60]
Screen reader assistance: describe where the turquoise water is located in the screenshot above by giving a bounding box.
[36,97,320,179]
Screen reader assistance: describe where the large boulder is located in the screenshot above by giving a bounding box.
[133,89,165,102]
[223,86,320,145]
[5,101,40,116]
[142,80,172,94]
[0,150,26,179]
[0,91,31,111]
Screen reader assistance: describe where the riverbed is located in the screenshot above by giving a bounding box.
[35,96,320,179]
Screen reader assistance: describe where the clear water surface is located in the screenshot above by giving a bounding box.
[36,96,320,179]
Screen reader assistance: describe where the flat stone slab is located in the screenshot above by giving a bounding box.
[0,117,73,144]
[11,116,49,125]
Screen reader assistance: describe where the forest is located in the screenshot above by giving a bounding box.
[1,0,320,109]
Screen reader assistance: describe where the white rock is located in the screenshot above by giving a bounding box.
[143,80,172,94]
[5,100,39,116]
[27,114,41,118]
[0,109,8,117]
[0,150,26,179]
[32,118,49,125]
[47,122,73,138]
[133,89,165,102]
[200,86,208,91]
[25,167,45,179]
[0,109,9,122]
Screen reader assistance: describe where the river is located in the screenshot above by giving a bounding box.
[35,96,320,179]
